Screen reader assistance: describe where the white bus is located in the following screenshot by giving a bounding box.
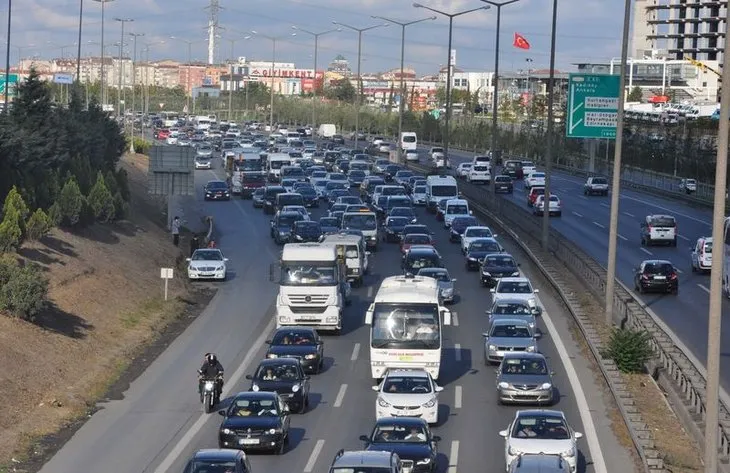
[365,275,451,379]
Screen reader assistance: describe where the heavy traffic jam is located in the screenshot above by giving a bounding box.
[157,120,585,473]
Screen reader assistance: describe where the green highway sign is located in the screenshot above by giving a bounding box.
[566,73,620,139]
[0,74,18,95]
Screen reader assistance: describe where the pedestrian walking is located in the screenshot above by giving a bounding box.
[190,234,200,257]
[172,216,181,247]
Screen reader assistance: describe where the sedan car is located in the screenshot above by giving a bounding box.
[319,216,340,234]
[491,277,541,315]
[289,220,323,243]
[461,226,497,254]
[389,206,417,224]
[265,326,324,374]
[182,449,252,473]
[465,238,503,270]
[195,157,212,170]
[359,418,440,473]
[348,170,367,187]
[486,299,537,330]
[270,211,305,244]
[417,267,456,304]
[499,410,583,472]
[204,180,231,201]
[246,358,311,413]
[372,369,443,424]
[252,188,265,208]
[456,162,473,178]
[217,391,291,454]
[402,246,444,275]
[187,249,228,281]
[383,216,411,243]
[296,186,319,208]
[481,253,520,287]
[494,175,514,193]
[401,233,435,254]
[496,353,554,405]
[482,318,539,364]
[634,259,679,294]
[448,216,479,242]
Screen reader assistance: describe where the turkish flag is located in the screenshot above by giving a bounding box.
[513,33,531,50]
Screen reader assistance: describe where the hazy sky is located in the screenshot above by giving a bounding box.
[8,0,625,74]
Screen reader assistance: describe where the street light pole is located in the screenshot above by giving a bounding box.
[93,0,114,107]
[169,37,196,113]
[333,21,389,149]
[540,0,558,250]
[128,32,144,152]
[115,17,133,116]
[291,26,340,128]
[480,0,521,178]
[76,0,84,82]
[250,31,296,131]
[412,3,490,161]
[372,15,436,163]
[3,0,11,112]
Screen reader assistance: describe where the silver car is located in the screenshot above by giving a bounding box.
[196,144,214,158]
[496,352,554,405]
[482,318,539,364]
[491,277,541,316]
[417,267,456,304]
[486,299,537,330]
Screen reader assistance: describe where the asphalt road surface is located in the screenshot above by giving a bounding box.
[35,148,632,473]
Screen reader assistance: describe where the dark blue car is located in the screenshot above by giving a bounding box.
[359,418,440,473]
[465,237,503,270]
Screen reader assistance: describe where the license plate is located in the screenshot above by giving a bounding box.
[299,316,318,320]
[654,275,666,280]
[240,438,259,445]
[200,273,214,277]
[398,355,413,361]
[396,409,415,416]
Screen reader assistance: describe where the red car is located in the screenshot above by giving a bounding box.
[400,233,435,254]
[155,128,170,140]
[527,186,545,207]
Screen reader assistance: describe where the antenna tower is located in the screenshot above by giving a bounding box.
[206,0,222,64]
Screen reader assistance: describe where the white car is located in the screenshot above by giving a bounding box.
[533,194,562,217]
[461,226,497,254]
[187,248,228,281]
[378,143,392,153]
[467,165,491,184]
[411,184,428,205]
[166,136,178,145]
[691,237,712,272]
[372,369,443,424]
[521,161,537,176]
[194,157,212,170]
[281,205,311,220]
[524,172,546,189]
[405,150,419,162]
[456,163,473,178]
[491,277,541,315]
[500,409,583,472]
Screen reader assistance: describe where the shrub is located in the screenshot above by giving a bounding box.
[47,202,62,226]
[0,207,22,252]
[57,176,85,226]
[602,328,654,373]
[25,208,53,241]
[0,262,48,320]
[105,170,119,196]
[0,253,18,284]
[3,186,29,235]
[87,172,116,222]
[115,169,131,201]
[113,192,129,219]
[129,136,152,155]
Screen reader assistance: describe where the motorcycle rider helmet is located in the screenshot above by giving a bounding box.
[206,353,217,364]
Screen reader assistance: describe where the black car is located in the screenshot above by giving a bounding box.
[389,206,417,223]
[266,326,325,374]
[335,159,351,174]
[493,175,514,193]
[465,237,503,270]
[383,165,402,182]
[275,193,304,213]
[331,134,345,145]
[383,216,411,242]
[217,391,290,454]
[297,186,320,208]
[263,186,287,214]
[448,216,480,242]
[246,358,311,413]
[402,247,444,275]
[348,170,367,187]
[252,188,265,208]
[182,449,252,473]
[634,259,679,294]
[324,151,342,170]
[320,216,341,234]
[402,224,433,240]
[270,211,305,244]
[374,195,390,219]
[290,220,323,243]
[480,253,520,286]
[204,180,231,201]
[359,418,440,473]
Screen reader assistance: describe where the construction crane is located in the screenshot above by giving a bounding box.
[686,58,722,78]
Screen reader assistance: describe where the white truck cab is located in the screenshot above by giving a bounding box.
[341,210,378,250]
[267,153,293,182]
[443,198,471,227]
[272,243,350,334]
[425,175,459,212]
[322,233,370,287]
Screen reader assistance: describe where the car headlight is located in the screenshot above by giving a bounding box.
[467,256,477,261]
[377,397,390,407]
[216,265,224,271]
[508,446,522,456]
[498,382,509,389]
[295,235,303,240]
[511,271,520,276]
[251,384,260,392]
[304,353,317,360]
[292,384,300,393]
[488,344,497,351]
[560,447,576,458]
[416,458,432,465]
[269,428,278,435]
[526,346,536,352]
[541,383,552,390]
[222,428,232,435]
[422,398,436,408]
[442,288,453,296]
[267,353,278,359]
[528,298,537,307]
[482,271,491,276]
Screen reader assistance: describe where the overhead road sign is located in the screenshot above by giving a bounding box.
[0,74,18,94]
[53,73,74,85]
[566,73,620,139]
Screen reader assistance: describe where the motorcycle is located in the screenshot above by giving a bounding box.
[199,374,223,414]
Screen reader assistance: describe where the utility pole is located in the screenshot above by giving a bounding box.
[92,0,115,107]
[128,32,144,152]
[540,0,558,250]
[115,17,133,117]
[3,0,11,113]
[225,36,249,122]
[76,0,84,83]
[250,31,296,131]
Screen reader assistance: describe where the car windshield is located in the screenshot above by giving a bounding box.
[511,415,570,440]
[497,281,533,294]
[431,185,457,197]
[405,254,441,271]
[311,171,327,178]
[277,215,302,227]
[490,323,532,338]
[281,262,336,286]
[447,204,468,215]
[495,176,510,183]
[502,357,548,375]
[530,173,545,178]
[342,214,377,230]
[349,170,366,178]
[255,363,300,381]
[326,182,347,190]
[404,225,429,235]
[230,398,279,417]
[329,173,347,181]
[493,302,532,315]
[469,240,500,252]
[271,330,316,345]
[405,234,432,245]
[295,222,320,232]
[191,460,237,473]
[351,162,369,171]
[643,262,674,275]
[382,375,432,394]
[299,187,316,196]
[387,217,410,228]
[371,303,440,349]
[391,208,415,217]
[474,166,489,172]
[593,178,607,184]
[418,268,449,281]
[414,186,426,193]
[320,218,339,228]
[465,228,493,238]
[192,250,223,261]
[208,182,227,189]
[396,171,414,178]
[453,218,478,230]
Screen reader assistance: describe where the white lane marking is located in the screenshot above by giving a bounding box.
[623,211,635,218]
[678,234,690,241]
[448,440,460,473]
[640,247,653,255]
[600,203,610,208]
[351,343,360,361]
[572,211,583,218]
[539,299,608,473]
[620,194,711,226]
[454,343,462,362]
[452,311,459,326]
[333,384,348,408]
[152,318,274,473]
[698,284,711,294]
[593,222,605,229]
[618,234,628,241]
[454,386,462,409]
[303,439,325,473]
[367,286,374,298]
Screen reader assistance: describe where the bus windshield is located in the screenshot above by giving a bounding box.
[281,261,337,286]
[342,213,377,231]
[371,303,440,350]
[241,160,261,171]
[431,185,457,197]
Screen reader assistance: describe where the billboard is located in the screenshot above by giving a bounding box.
[248,67,315,79]
[53,73,74,85]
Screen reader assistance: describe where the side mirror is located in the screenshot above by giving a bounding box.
[317,340,324,345]
[574,432,584,439]
[469,210,474,215]
[359,435,370,443]
[186,257,192,262]
[270,220,275,226]
[218,409,226,416]
[492,234,498,238]
[485,310,491,315]
[534,332,542,339]
[284,405,290,412]
[433,435,441,442]
[451,278,457,282]
[223,258,229,262]
[304,375,311,380]
[482,332,489,338]
[499,430,508,438]
[533,289,540,293]
[366,251,371,256]
[245,374,253,380]
[550,371,556,376]
[490,288,496,293]
[371,385,380,392]
[435,385,444,393]
[265,340,272,345]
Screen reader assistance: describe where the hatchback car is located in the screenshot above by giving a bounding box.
[634,259,679,294]
[182,449,252,473]
[533,194,561,217]
[491,277,541,315]
[270,211,305,244]
[417,267,456,304]
[195,156,212,170]
[217,391,290,454]
[204,180,231,201]
[246,358,311,413]
[372,369,443,424]
[496,353,554,405]
[640,214,677,246]
[402,247,444,275]
[494,175,514,193]
[691,237,712,273]
[358,418,440,473]
[481,253,520,287]
[482,318,539,364]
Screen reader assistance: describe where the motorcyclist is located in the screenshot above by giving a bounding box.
[198,353,224,404]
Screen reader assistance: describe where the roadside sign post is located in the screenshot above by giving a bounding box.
[160,267,174,301]
[566,74,620,139]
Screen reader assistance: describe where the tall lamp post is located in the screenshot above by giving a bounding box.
[250,31,296,131]
[3,0,10,112]
[114,17,133,117]
[332,21,388,149]
[291,26,340,128]
[480,0,522,176]
[76,0,84,82]
[128,32,144,152]
[169,36,196,113]
[372,15,435,163]
[413,3,490,161]
[92,0,115,107]
[539,0,558,250]
[225,36,250,122]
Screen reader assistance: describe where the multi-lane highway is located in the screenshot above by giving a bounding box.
[36,147,632,473]
[429,144,729,392]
